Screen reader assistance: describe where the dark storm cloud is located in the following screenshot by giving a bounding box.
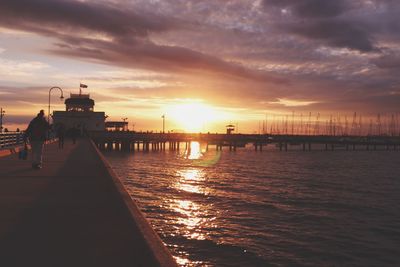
[372,53,400,69]
[262,0,382,52]
[264,0,347,18]
[295,0,346,18]
[287,20,374,52]
[0,0,175,38]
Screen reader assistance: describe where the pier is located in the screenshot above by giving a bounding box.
[90,132,400,152]
[0,139,177,267]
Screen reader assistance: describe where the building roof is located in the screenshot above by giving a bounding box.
[65,98,95,106]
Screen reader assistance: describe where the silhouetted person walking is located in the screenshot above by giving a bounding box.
[71,126,79,145]
[56,123,65,149]
[25,110,49,169]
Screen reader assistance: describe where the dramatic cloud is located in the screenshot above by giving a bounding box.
[263,0,377,52]
[264,0,347,18]
[0,0,177,38]
[372,52,400,69]
[0,0,399,129]
[263,0,400,54]
[286,20,374,52]
[0,0,286,85]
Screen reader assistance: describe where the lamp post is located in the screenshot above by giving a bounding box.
[162,114,165,133]
[121,117,128,131]
[48,86,64,124]
[0,108,5,133]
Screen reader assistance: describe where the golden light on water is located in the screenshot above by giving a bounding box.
[186,141,222,167]
[174,256,190,266]
[170,150,218,243]
[187,141,202,160]
[180,169,201,180]
[174,256,204,267]
[176,169,208,195]
[164,139,222,266]
[170,199,208,241]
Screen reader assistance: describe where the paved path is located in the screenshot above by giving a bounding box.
[0,139,176,267]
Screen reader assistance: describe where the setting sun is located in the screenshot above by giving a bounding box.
[166,102,223,133]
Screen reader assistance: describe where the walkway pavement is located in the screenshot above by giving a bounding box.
[0,139,176,267]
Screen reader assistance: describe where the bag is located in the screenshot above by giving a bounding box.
[19,144,28,160]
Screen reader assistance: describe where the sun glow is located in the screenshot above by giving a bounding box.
[166,102,223,133]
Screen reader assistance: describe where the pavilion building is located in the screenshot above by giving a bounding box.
[53,93,106,133]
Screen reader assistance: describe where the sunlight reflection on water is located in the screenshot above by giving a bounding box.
[175,169,208,195]
[187,141,202,160]
[168,198,213,241]
[105,143,400,267]
[172,165,216,243]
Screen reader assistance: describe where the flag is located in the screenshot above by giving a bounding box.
[80,83,88,88]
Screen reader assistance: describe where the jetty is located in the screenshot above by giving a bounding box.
[90,132,400,152]
[0,139,177,267]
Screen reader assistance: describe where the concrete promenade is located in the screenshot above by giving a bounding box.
[0,139,177,267]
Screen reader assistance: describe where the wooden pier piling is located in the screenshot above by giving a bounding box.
[91,132,400,153]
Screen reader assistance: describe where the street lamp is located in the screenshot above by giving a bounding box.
[48,86,64,124]
[0,108,5,133]
[121,117,128,131]
[162,114,165,133]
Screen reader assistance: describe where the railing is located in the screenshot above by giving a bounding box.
[0,132,25,149]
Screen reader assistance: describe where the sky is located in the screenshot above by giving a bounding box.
[0,0,399,133]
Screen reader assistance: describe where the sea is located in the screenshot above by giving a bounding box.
[104,142,400,267]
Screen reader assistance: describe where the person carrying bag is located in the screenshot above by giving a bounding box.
[25,110,49,169]
[18,142,28,160]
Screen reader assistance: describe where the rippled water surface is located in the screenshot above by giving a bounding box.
[105,143,400,267]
